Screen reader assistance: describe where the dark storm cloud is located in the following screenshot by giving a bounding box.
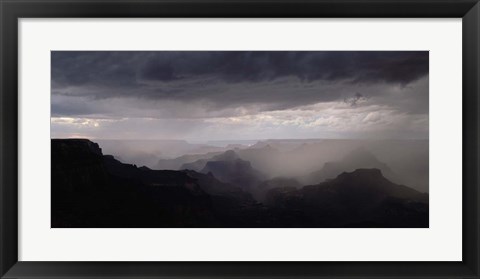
[52,51,139,87]
[51,51,429,141]
[52,51,428,89]
[51,51,429,127]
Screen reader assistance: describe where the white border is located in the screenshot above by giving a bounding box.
[19,19,462,261]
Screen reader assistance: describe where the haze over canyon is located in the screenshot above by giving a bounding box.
[51,51,429,227]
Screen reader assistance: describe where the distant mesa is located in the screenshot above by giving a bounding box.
[225,144,248,150]
[200,151,266,191]
[303,147,399,185]
[213,150,240,161]
[156,151,222,170]
[181,149,240,172]
[266,168,428,227]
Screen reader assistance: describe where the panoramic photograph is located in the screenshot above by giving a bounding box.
[51,51,429,228]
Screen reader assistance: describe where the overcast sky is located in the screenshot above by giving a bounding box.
[51,51,428,141]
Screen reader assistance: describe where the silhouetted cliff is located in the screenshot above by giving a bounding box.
[52,139,252,227]
[266,169,428,227]
[52,139,428,228]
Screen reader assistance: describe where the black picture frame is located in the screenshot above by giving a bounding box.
[1,0,479,278]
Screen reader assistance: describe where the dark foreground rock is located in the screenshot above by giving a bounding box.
[52,139,428,228]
